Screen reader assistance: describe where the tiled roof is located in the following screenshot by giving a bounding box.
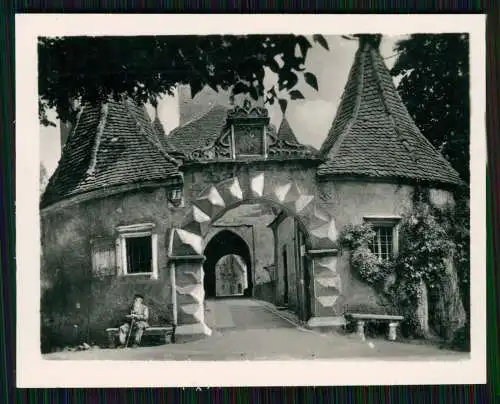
[153,112,166,137]
[152,110,187,161]
[276,115,300,144]
[317,35,463,186]
[41,97,183,208]
[167,104,318,161]
[167,105,230,155]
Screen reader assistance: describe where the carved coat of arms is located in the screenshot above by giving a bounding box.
[234,126,264,156]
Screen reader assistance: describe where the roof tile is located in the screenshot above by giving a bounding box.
[167,105,230,155]
[318,35,463,186]
[41,97,182,208]
[276,115,300,144]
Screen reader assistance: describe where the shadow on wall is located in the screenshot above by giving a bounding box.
[253,281,277,304]
[41,272,174,352]
[338,250,396,315]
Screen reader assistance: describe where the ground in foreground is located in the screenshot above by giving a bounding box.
[44,299,468,361]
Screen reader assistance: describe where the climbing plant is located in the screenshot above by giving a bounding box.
[392,202,455,317]
[339,222,395,288]
[339,192,468,344]
[433,189,470,315]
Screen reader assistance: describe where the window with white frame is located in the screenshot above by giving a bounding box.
[364,216,401,262]
[116,223,158,279]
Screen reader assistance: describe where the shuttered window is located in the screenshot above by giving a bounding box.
[91,238,117,277]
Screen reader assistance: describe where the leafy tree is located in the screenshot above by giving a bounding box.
[391,34,469,182]
[391,36,470,343]
[40,163,48,194]
[38,35,328,126]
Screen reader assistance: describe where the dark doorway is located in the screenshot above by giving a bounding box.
[203,230,252,298]
[282,246,289,306]
[299,229,312,320]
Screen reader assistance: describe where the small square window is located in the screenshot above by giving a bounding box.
[125,236,152,274]
[116,223,158,279]
[171,189,182,199]
[364,216,400,261]
[370,226,394,261]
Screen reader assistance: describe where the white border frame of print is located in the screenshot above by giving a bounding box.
[16,14,486,388]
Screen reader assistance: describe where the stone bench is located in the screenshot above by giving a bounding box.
[106,325,176,348]
[344,313,404,341]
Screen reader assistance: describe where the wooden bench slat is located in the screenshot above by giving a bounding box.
[106,325,176,347]
[345,313,403,321]
[106,326,174,332]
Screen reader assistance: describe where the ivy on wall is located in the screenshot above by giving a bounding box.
[339,222,394,287]
[392,201,455,337]
[339,188,469,348]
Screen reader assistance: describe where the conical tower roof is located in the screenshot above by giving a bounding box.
[318,34,463,186]
[277,115,300,144]
[41,97,183,208]
[152,109,166,137]
[152,106,187,161]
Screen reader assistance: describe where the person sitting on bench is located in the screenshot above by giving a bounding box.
[118,293,150,348]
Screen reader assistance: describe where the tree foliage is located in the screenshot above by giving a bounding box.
[339,188,469,344]
[392,197,467,343]
[38,35,328,126]
[391,34,470,182]
[40,163,48,194]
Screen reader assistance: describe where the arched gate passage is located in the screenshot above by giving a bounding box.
[203,230,252,298]
[168,173,341,337]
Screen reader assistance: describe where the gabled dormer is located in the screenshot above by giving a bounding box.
[170,99,318,163]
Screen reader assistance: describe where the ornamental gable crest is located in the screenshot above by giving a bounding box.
[187,99,318,162]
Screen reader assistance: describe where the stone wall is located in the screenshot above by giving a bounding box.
[41,161,315,345]
[313,180,455,318]
[313,181,415,317]
[275,216,298,309]
[41,155,456,343]
[41,187,177,347]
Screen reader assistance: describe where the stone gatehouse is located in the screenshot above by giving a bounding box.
[40,35,462,345]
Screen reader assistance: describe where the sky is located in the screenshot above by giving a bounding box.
[40,35,405,177]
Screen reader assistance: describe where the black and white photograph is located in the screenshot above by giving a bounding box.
[16,14,486,387]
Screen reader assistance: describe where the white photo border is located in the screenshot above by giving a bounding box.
[16,13,487,387]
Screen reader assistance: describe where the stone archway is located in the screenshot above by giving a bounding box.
[203,230,253,298]
[168,173,342,338]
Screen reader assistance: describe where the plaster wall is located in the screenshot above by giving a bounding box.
[41,187,176,345]
[179,162,317,216]
[41,158,455,344]
[312,181,454,317]
[275,216,299,310]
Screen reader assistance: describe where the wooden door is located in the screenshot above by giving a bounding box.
[282,246,288,306]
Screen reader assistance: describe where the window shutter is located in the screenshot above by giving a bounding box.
[91,238,117,277]
[116,237,123,275]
